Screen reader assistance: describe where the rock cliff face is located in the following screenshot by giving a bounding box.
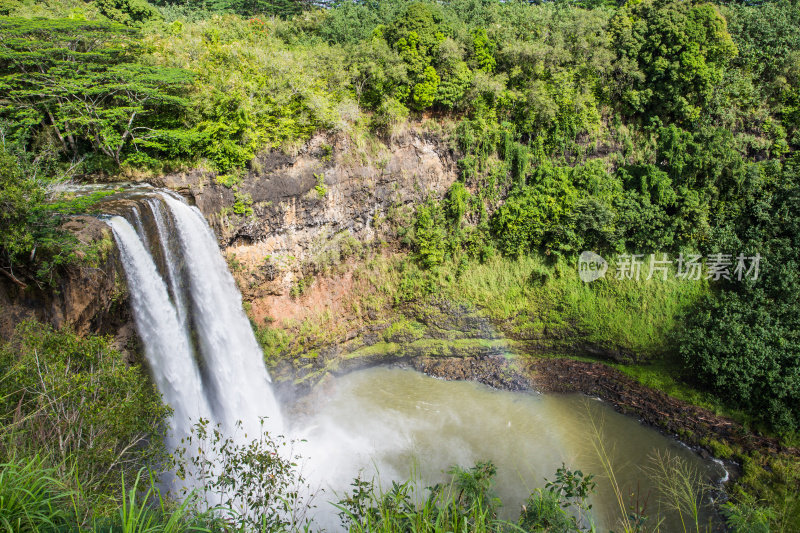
[154,129,458,300]
[0,216,129,341]
[1,128,458,355]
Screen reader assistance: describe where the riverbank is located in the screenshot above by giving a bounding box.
[253,250,798,530]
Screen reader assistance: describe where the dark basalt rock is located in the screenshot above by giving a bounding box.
[0,216,130,341]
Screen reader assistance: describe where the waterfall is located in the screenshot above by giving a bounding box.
[106,191,284,455]
[107,215,213,450]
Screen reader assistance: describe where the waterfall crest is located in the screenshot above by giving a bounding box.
[106,191,284,452]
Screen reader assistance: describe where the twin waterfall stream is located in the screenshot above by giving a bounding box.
[103,188,724,531]
[106,191,283,456]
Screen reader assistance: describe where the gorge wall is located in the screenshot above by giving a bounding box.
[0,216,130,342]
[1,127,459,347]
[153,128,459,324]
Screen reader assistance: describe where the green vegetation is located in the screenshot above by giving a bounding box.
[677,158,800,433]
[0,322,169,502]
[339,461,600,533]
[0,449,713,533]
[314,172,327,198]
[1,0,800,531]
[0,146,113,286]
[0,17,191,170]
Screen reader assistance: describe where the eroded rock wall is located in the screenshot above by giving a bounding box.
[2,128,458,355]
[154,129,458,305]
[0,216,130,342]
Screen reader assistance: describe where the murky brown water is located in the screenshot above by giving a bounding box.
[295,366,725,532]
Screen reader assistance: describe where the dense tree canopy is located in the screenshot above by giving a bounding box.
[0,18,192,168]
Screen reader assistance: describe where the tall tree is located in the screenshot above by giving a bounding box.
[610,0,738,122]
[0,18,191,165]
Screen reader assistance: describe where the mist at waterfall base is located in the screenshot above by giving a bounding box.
[292,367,725,532]
[106,190,723,531]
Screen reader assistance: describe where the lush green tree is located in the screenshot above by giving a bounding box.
[152,0,320,18]
[95,0,162,26]
[0,146,110,286]
[613,164,678,252]
[568,160,625,253]
[385,1,448,56]
[435,37,472,109]
[150,15,341,171]
[345,37,408,108]
[317,0,412,44]
[491,164,578,257]
[410,64,440,110]
[470,27,495,73]
[678,157,800,434]
[494,5,609,152]
[0,18,192,167]
[723,0,800,91]
[444,181,470,230]
[0,320,170,492]
[0,146,49,286]
[611,0,738,122]
[782,51,800,148]
[381,2,453,110]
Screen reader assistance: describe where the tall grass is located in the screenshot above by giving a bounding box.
[586,414,650,533]
[0,455,73,533]
[585,406,719,533]
[643,451,713,533]
[386,252,708,358]
[0,456,215,533]
[112,470,210,533]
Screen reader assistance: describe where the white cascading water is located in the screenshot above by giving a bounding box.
[107,215,214,450]
[160,192,283,437]
[106,191,284,457]
[146,197,188,329]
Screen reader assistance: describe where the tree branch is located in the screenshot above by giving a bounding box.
[0,267,28,289]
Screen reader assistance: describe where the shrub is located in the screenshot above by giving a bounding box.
[413,199,447,269]
[518,489,574,533]
[490,164,578,257]
[171,418,312,531]
[0,321,170,494]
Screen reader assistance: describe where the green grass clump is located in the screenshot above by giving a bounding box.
[372,253,708,360]
[0,456,73,533]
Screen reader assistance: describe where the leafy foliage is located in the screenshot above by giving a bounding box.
[0,456,73,533]
[611,0,738,122]
[678,157,800,434]
[338,461,598,533]
[0,17,192,168]
[0,320,170,494]
[412,199,447,269]
[96,0,161,26]
[0,146,112,286]
[171,418,311,531]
